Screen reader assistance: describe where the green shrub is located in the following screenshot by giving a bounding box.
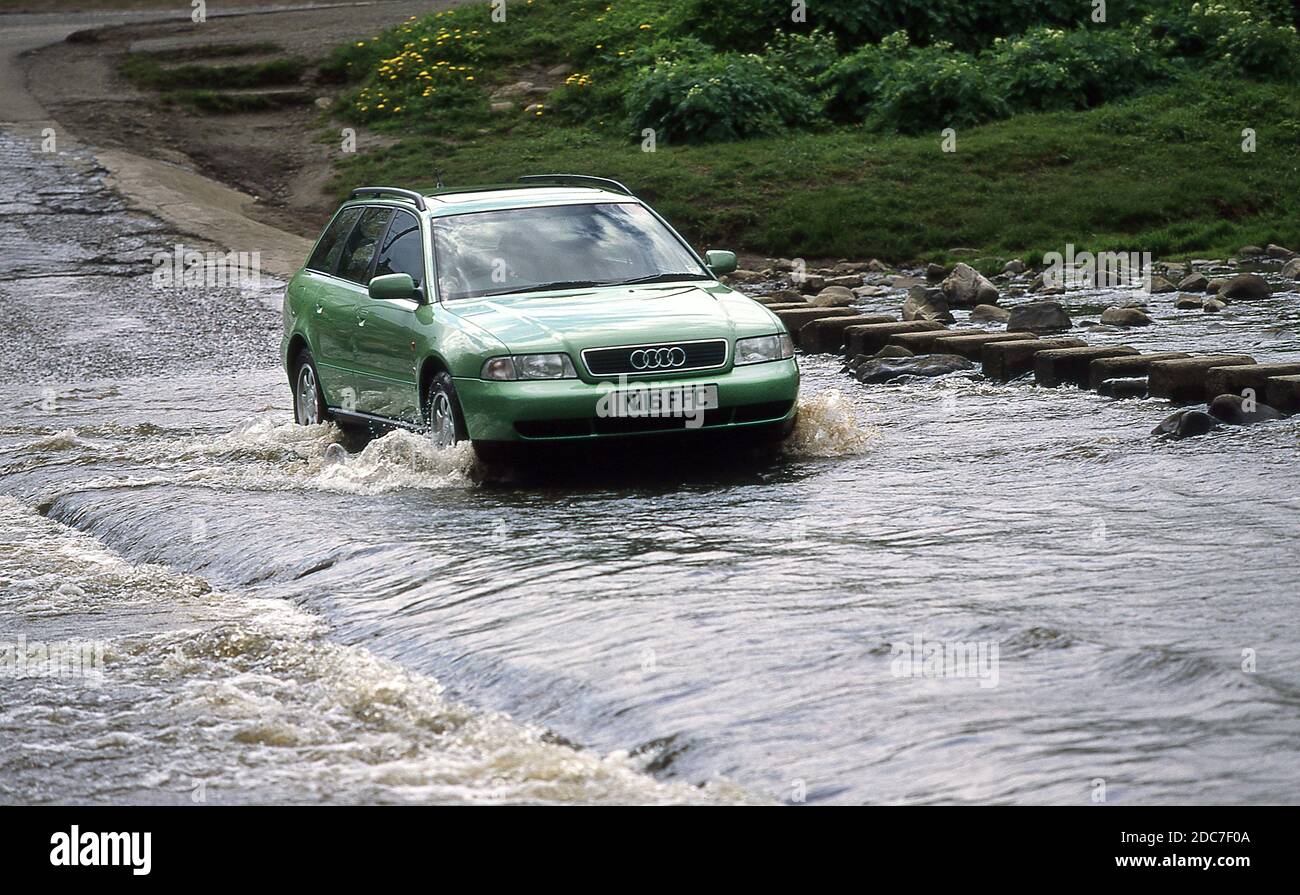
[624,53,818,143]
[988,26,1172,111]
[869,41,1008,132]
[818,30,911,122]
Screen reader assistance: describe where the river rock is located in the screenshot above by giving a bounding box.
[1003,259,1026,274]
[925,263,948,282]
[809,285,856,307]
[1177,272,1209,292]
[1100,306,1153,327]
[1208,393,1283,425]
[941,262,999,307]
[969,303,1011,324]
[853,284,891,298]
[902,286,955,323]
[1175,293,1203,310]
[1219,273,1271,300]
[1148,275,1178,294]
[1008,301,1071,333]
[798,274,826,293]
[1153,408,1218,439]
[1096,377,1149,399]
[726,269,767,285]
[852,354,975,384]
[1203,298,1227,313]
[1239,245,1265,256]
[824,274,864,289]
[1205,278,1226,294]
[1266,243,1295,259]
[874,344,915,359]
[1281,258,1300,279]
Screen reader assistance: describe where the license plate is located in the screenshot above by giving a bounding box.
[608,384,718,418]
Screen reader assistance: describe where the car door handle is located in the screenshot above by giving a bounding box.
[355,307,370,327]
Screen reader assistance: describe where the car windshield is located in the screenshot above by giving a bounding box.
[431,202,710,300]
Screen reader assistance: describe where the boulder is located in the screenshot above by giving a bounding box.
[1175,293,1203,310]
[1177,272,1209,292]
[1148,356,1256,403]
[853,284,892,298]
[797,274,826,294]
[852,354,976,384]
[873,344,915,359]
[887,275,926,289]
[982,337,1087,382]
[1266,243,1295,259]
[809,285,857,307]
[1034,346,1139,388]
[941,262,999,307]
[1239,245,1265,256]
[843,321,945,357]
[1219,273,1271,300]
[902,286,955,323]
[1205,278,1226,294]
[1203,298,1227,313]
[925,263,949,282]
[1281,258,1300,279]
[1264,375,1300,415]
[866,259,890,272]
[824,275,864,289]
[492,80,536,98]
[1147,275,1178,294]
[1208,393,1283,425]
[1099,306,1153,327]
[1008,301,1072,334]
[1152,408,1218,439]
[969,303,1011,324]
[1003,259,1026,274]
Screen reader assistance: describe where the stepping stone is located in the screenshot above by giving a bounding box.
[1087,352,1192,390]
[843,321,944,357]
[931,332,1037,361]
[886,327,975,354]
[1035,346,1139,388]
[1203,362,1300,403]
[774,307,858,347]
[1148,355,1256,403]
[800,314,897,354]
[1264,375,1300,414]
[982,338,1087,381]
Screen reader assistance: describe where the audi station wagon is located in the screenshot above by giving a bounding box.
[281,175,800,454]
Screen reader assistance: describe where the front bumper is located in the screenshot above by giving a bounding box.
[454,358,799,442]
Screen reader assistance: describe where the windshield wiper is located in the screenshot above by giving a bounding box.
[478,280,608,297]
[611,272,714,286]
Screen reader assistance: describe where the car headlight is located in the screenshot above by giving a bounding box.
[734,334,794,365]
[480,353,577,381]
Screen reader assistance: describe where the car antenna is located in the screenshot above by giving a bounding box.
[434,170,446,189]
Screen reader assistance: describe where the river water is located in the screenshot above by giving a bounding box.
[2,130,1298,805]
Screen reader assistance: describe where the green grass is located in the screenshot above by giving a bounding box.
[332,75,1300,264]
[160,89,312,114]
[120,54,306,91]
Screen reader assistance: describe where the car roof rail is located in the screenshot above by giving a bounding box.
[517,174,635,197]
[348,186,427,211]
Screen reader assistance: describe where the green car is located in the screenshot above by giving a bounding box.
[281,175,799,454]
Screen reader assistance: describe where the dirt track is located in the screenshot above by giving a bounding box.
[18,1,449,238]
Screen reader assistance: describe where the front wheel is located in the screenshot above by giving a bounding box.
[292,349,328,425]
[424,371,467,449]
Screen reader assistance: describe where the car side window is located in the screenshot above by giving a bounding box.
[307,206,363,274]
[337,207,395,284]
[372,211,425,290]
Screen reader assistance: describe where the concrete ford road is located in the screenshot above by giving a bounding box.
[282,178,800,453]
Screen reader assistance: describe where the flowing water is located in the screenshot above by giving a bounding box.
[2,131,1298,805]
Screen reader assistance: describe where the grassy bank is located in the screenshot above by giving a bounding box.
[323,0,1300,264]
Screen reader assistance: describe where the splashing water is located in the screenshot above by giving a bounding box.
[784,390,878,457]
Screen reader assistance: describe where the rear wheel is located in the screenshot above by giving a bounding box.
[292,349,328,425]
[424,371,467,449]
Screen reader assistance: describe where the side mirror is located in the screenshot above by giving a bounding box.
[704,250,737,276]
[368,272,418,301]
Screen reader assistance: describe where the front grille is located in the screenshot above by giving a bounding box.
[582,339,728,377]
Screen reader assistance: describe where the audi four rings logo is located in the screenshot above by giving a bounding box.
[629,346,687,370]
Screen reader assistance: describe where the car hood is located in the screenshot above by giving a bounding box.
[447,283,779,356]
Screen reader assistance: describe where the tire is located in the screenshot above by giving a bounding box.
[423,370,468,449]
[292,349,329,425]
